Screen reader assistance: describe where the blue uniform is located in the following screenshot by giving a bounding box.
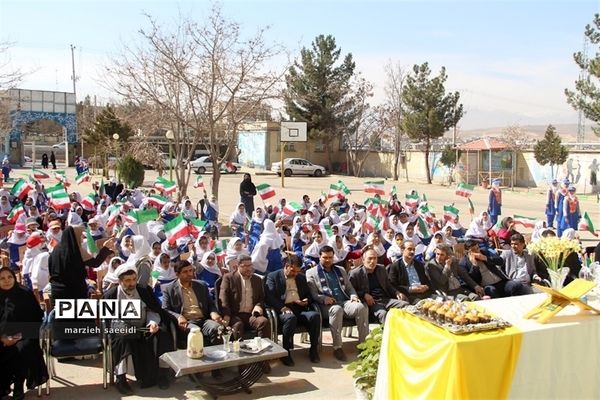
[488,189,502,226]
[556,190,567,236]
[545,188,557,228]
[561,195,580,232]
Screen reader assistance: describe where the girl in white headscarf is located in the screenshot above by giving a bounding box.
[181,198,198,220]
[194,234,210,261]
[304,229,325,263]
[152,252,177,299]
[0,195,11,216]
[148,240,162,264]
[366,232,386,258]
[230,202,249,226]
[329,235,349,265]
[196,251,222,290]
[388,214,404,234]
[161,239,182,261]
[67,206,83,226]
[102,257,124,292]
[126,235,152,287]
[425,232,445,261]
[224,237,248,266]
[251,219,284,273]
[465,211,491,240]
[442,224,458,247]
[531,220,547,243]
[561,228,578,241]
[386,231,404,264]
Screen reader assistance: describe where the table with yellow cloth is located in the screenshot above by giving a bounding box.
[374,293,600,399]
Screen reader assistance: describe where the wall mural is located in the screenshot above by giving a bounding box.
[524,153,599,193]
[237,130,267,169]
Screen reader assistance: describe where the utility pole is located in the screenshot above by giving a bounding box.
[70,44,79,164]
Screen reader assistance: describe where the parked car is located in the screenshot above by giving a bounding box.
[190,156,241,174]
[52,142,65,149]
[271,158,326,177]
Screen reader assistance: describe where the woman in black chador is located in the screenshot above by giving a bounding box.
[239,173,257,214]
[0,268,48,400]
[41,153,49,169]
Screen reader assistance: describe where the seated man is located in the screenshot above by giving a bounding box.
[219,254,271,341]
[387,241,432,304]
[499,233,540,293]
[104,263,174,395]
[460,240,529,298]
[349,249,407,324]
[425,244,484,300]
[306,246,369,362]
[265,254,321,366]
[162,260,225,349]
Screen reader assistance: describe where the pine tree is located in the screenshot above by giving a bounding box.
[401,63,463,184]
[533,124,569,179]
[284,35,356,171]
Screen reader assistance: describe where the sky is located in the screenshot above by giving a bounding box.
[0,0,599,131]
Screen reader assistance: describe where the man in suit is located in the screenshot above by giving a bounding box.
[460,240,529,298]
[104,264,173,395]
[219,254,271,341]
[162,260,225,349]
[387,241,432,304]
[425,244,484,300]
[349,249,407,324]
[306,245,368,362]
[265,254,321,366]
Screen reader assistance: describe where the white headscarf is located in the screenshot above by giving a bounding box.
[103,257,125,286]
[328,235,349,263]
[561,228,578,241]
[127,235,152,265]
[161,240,181,260]
[225,237,248,265]
[251,219,284,272]
[252,207,266,224]
[386,240,403,264]
[199,250,221,276]
[465,212,491,239]
[531,221,546,243]
[153,253,177,281]
[366,233,386,257]
[230,202,248,225]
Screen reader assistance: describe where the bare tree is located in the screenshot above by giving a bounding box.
[104,6,286,199]
[384,61,407,181]
[0,40,24,89]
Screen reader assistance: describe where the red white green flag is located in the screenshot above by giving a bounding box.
[45,183,65,198]
[416,217,431,238]
[328,183,344,199]
[256,183,276,200]
[390,185,397,197]
[86,226,99,253]
[10,179,33,200]
[364,180,385,195]
[80,193,96,211]
[164,214,189,241]
[213,239,229,261]
[188,218,208,237]
[75,171,90,184]
[443,205,460,221]
[154,176,177,194]
[31,169,49,180]
[455,183,475,198]
[405,193,419,208]
[488,220,502,237]
[579,211,597,236]
[223,162,236,173]
[337,180,351,196]
[193,175,204,189]
[148,194,168,208]
[363,214,380,233]
[283,201,302,216]
[512,215,537,229]
[7,204,25,224]
[54,170,69,185]
[467,198,475,215]
[50,190,71,210]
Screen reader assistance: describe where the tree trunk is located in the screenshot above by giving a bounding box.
[325,141,333,172]
[425,144,432,184]
[393,128,400,180]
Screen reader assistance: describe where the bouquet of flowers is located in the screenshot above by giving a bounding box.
[528,237,581,289]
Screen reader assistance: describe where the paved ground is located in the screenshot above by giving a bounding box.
[8,165,600,399]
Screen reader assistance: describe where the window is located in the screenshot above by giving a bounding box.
[276,141,296,152]
[314,140,326,152]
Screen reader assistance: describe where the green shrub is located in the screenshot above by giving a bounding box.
[116,155,145,188]
[347,324,384,399]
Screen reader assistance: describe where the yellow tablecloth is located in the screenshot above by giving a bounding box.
[383,309,523,400]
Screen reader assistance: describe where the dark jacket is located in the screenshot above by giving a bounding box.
[425,259,480,293]
[103,283,171,325]
[387,258,431,297]
[349,264,400,301]
[218,272,265,317]
[459,249,508,285]
[265,269,313,314]
[161,279,217,321]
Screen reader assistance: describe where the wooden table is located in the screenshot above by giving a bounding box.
[159,338,287,399]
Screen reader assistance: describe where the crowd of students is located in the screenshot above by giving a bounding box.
[0,169,597,398]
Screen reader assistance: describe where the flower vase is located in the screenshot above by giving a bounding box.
[548,267,570,290]
[222,333,232,352]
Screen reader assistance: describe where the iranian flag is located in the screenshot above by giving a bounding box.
[213,239,229,261]
[7,204,25,224]
[337,180,351,196]
[328,183,344,199]
[32,169,49,180]
[154,176,177,194]
[416,217,431,239]
[45,183,65,198]
[467,198,475,215]
[51,190,71,210]
[283,201,302,216]
[189,218,208,236]
[256,183,276,200]
[364,197,381,215]
[80,193,96,211]
[193,175,204,189]
[364,180,385,195]
[455,183,475,198]
[488,220,502,237]
[76,171,90,184]
[224,162,236,173]
[86,226,98,253]
[390,185,397,197]
[317,220,333,237]
[579,211,597,236]
[106,207,121,228]
[512,215,537,229]
[363,214,380,233]
[128,208,159,225]
[405,193,419,208]
[147,194,168,208]
[443,205,460,221]
[54,170,69,185]
[10,179,33,200]
[164,214,189,241]
[419,204,434,223]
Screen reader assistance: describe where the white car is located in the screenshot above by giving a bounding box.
[52,142,66,149]
[190,156,241,174]
[271,158,327,177]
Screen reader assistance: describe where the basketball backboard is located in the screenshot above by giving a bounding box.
[280,121,307,142]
